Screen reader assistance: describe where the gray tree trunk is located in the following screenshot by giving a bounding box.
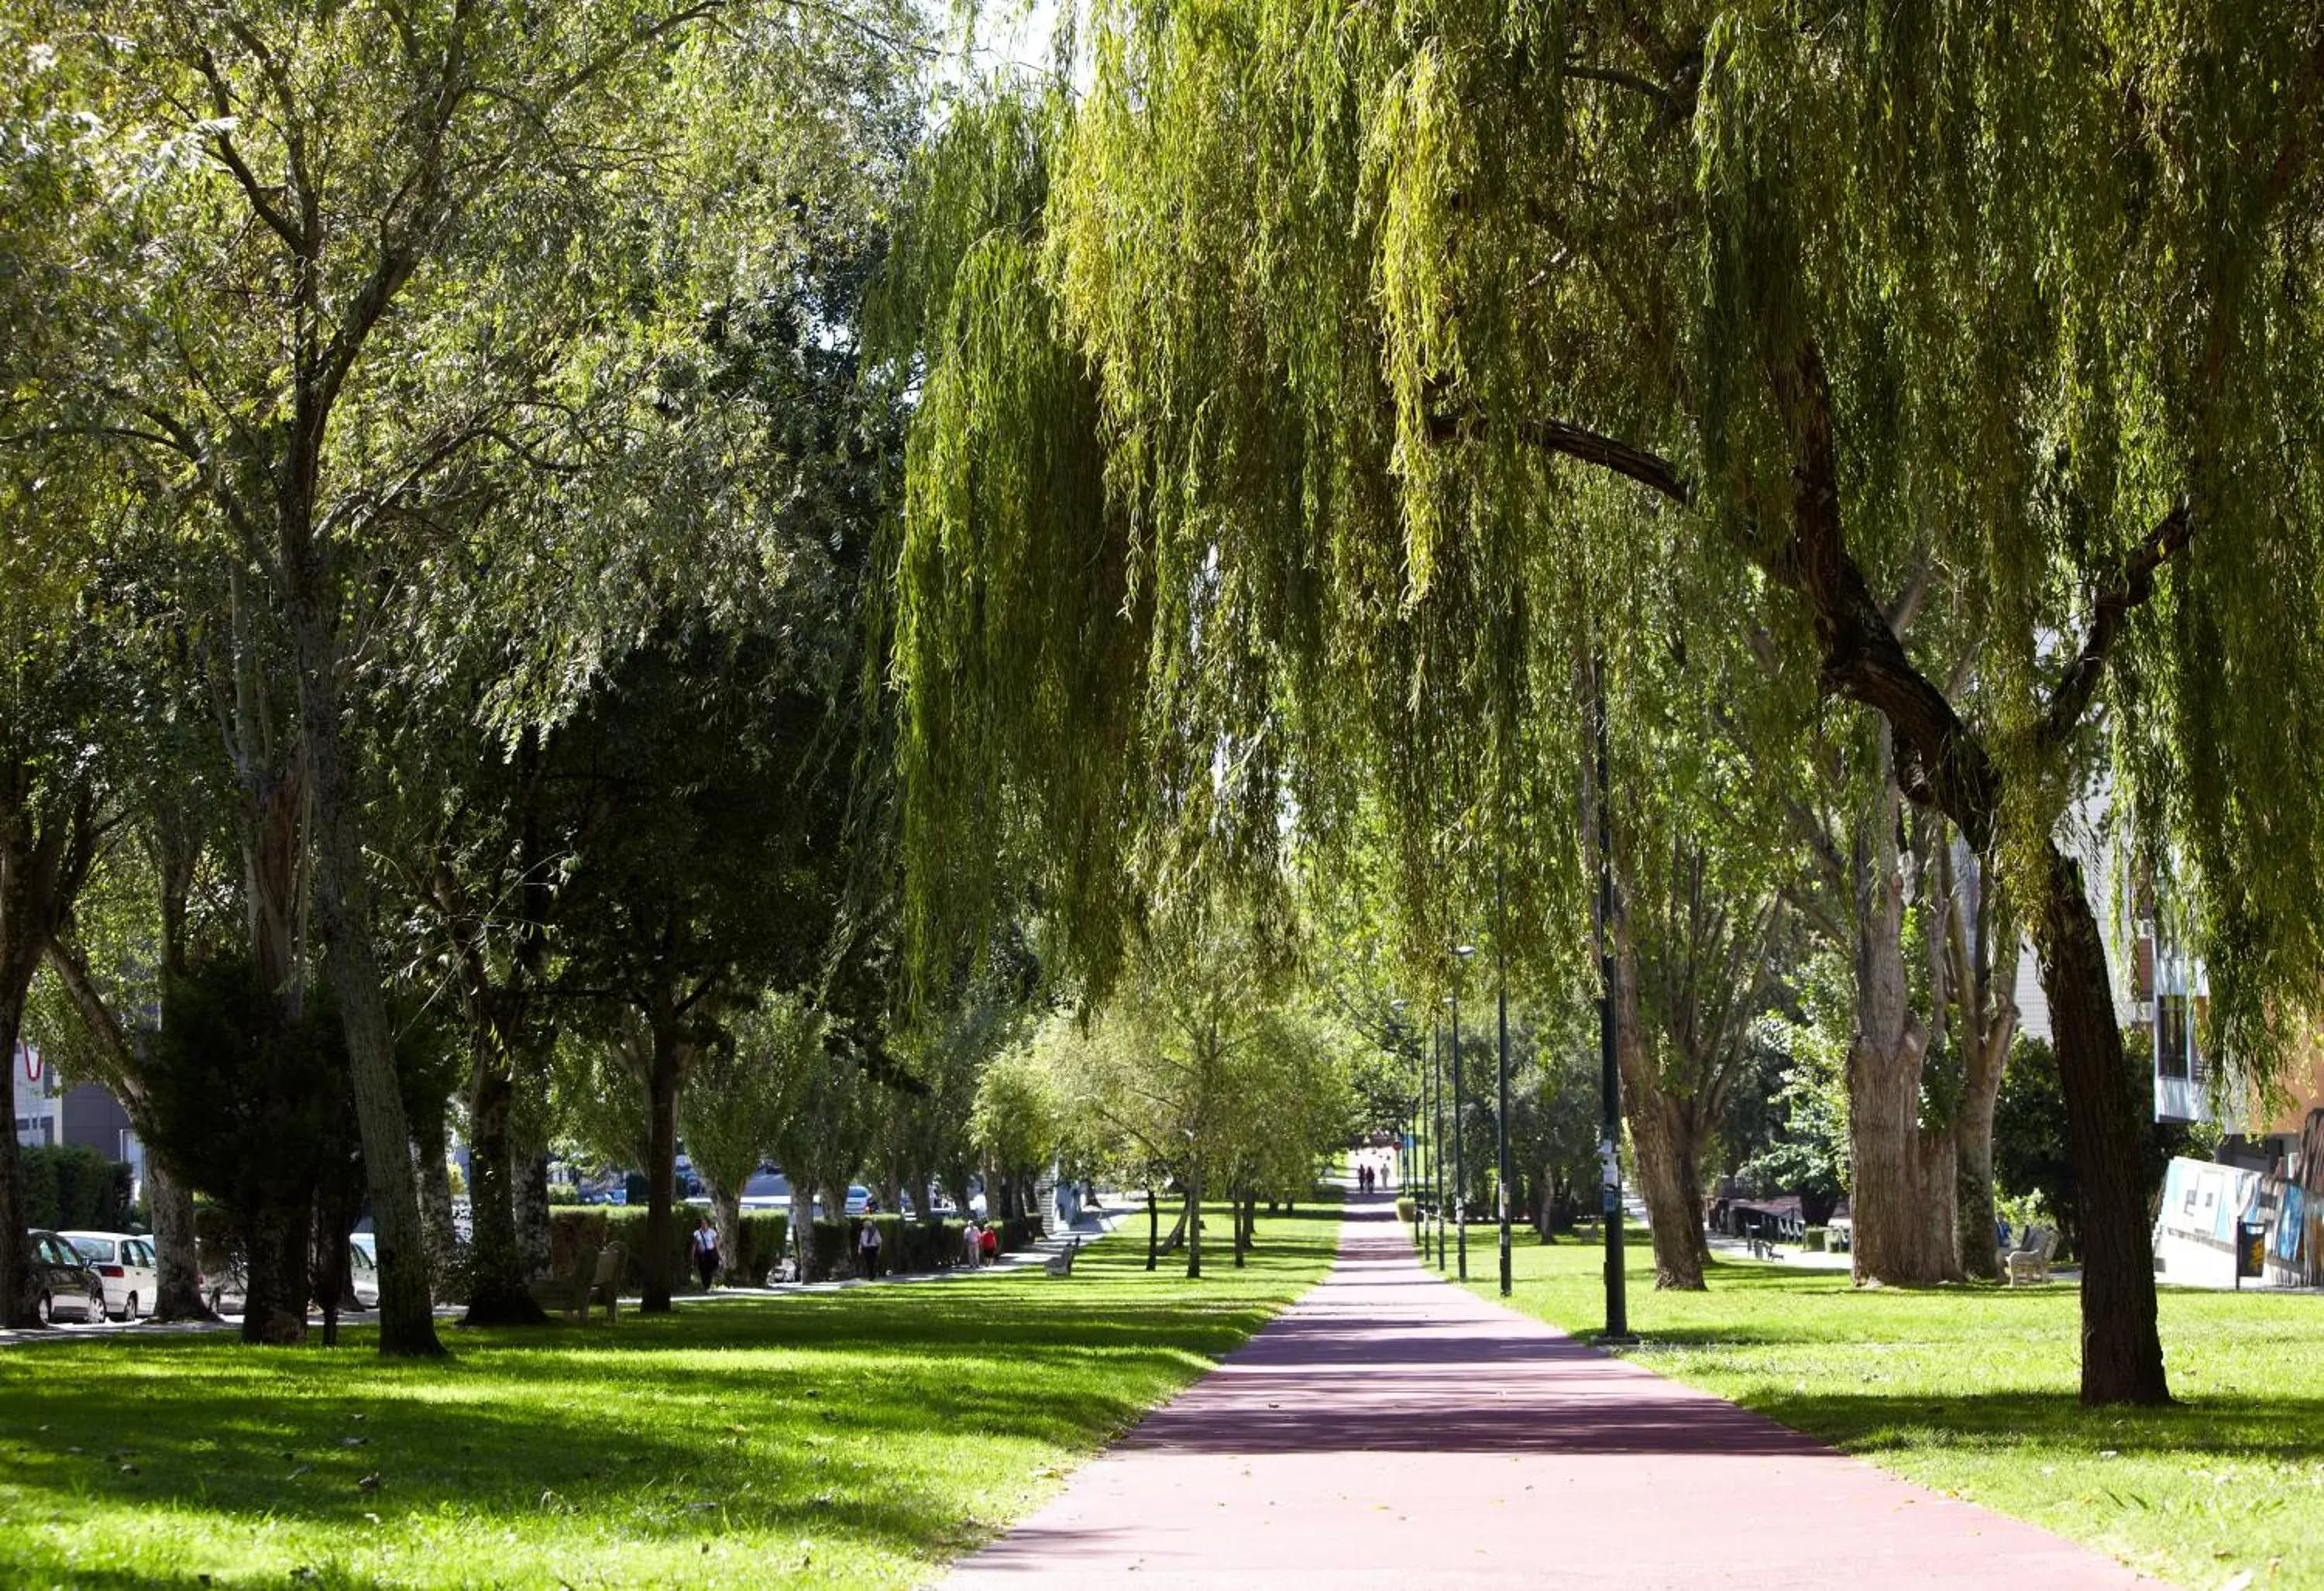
[146,1160,211,1321]
[284,575,442,1356]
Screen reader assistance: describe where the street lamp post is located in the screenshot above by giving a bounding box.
[1593,656,1634,1344]
[1497,927,1513,1299]
[1450,943,1475,1283]
[1389,998,1411,1233]
[1430,1012,1446,1266]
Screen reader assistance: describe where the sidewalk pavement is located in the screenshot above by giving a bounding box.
[947,1191,2152,1589]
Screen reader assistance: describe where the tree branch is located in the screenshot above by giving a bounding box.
[1426,408,1693,506]
[2037,502,2192,747]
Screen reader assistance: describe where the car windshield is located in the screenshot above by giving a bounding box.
[68,1238,115,1263]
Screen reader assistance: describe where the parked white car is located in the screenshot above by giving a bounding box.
[60,1231,159,1321]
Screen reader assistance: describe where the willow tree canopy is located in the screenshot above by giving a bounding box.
[887,0,2323,1077]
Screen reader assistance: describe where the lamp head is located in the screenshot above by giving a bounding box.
[1454,943,1476,960]
[1391,998,1409,1013]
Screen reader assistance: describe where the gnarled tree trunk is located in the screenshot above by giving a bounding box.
[462,1060,545,1324]
[2033,844,2169,1404]
[146,1160,211,1321]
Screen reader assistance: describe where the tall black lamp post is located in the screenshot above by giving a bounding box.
[1388,998,1411,1220]
[1496,929,1513,1298]
[1449,943,1475,1282]
[1593,656,1634,1343]
[1431,1011,1446,1266]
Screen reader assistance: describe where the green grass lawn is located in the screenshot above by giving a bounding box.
[1450,1223,2323,1590]
[0,1202,1339,1589]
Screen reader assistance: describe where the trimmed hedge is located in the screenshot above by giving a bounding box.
[542,1207,1050,1288]
[545,1207,789,1290]
[22,1145,132,1233]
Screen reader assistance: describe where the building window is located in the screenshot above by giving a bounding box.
[2158,994,2191,1081]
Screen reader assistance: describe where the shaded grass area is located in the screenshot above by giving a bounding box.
[1454,1223,2324,1589]
[0,1201,1340,1589]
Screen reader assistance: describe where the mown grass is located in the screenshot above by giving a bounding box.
[1452,1223,2324,1590]
[0,1201,1339,1589]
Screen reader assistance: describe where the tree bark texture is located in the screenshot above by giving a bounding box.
[1146,1186,1160,1270]
[146,1159,211,1320]
[414,1100,459,1301]
[712,1187,745,1285]
[1611,936,1707,1289]
[240,1199,311,1345]
[284,578,442,1356]
[461,1061,545,1324]
[2033,844,2171,1405]
[1184,1174,1203,1279]
[516,1149,552,1281]
[0,784,97,1325]
[641,1021,685,1312]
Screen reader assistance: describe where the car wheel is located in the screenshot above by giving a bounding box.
[88,1289,105,1322]
[125,1292,139,1322]
[35,1291,53,1326]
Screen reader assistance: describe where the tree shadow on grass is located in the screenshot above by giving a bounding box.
[0,1231,1341,1581]
[1741,1387,2324,1466]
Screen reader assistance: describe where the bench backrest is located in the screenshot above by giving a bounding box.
[592,1243,625,1288]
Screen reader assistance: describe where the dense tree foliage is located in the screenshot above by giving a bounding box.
[882,3,2324,1405]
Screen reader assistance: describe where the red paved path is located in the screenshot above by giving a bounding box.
[948,1192,2155,1589]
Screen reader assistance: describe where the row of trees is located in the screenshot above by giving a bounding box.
[0,0,930,1346]
[1,0,1361,1332]
[877,5,2324,1410]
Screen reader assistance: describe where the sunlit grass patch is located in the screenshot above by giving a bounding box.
[0,1201,1339,1589]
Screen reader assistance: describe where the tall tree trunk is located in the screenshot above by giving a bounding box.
[240,1198,311,1345]
[1955,1077,2005,1280]
[146,1159,210,1320]
[1612,941,1705,1288]
[1625,1084,1707,1288]
[1844,734,1954,1286]
[0,988,33,1326]
[2033,844,2170,1406]
[1915,1126,1962,1283]
[461,1060,544,1324]
[284,576,442,1356]
[0,785,95,1325]
[1184,1174,1203,1280]
[1944,845,2016,1283]
[414,1099,459,1301]
[789,1181,813,1282]
[711,1184,744,1284]
[1146,1186,1160,1270]
[641,1019,685,1313]
[515,1149,552,1281]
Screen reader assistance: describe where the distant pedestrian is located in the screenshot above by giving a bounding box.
[856,1213,883,1280]
[692,1215,720,1289]
[979,1222,1001,1263]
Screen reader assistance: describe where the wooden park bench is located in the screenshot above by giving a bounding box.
[530,1242,627,1323]
[1043,1238,1081,1278]
[2004,1226,2058,1287]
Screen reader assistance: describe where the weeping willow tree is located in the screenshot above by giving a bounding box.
[882,7,2324,1406]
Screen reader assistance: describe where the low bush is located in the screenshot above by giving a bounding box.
[545,1207,787,1290]
[22,1146,133,1232]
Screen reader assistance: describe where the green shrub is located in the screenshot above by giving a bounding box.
[545,1207,788,1290]
[21,1145,132,1232]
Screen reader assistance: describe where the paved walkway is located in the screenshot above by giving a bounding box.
[949,1193,2152,1589]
